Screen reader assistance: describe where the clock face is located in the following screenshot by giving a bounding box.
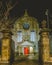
[23,22,30,29]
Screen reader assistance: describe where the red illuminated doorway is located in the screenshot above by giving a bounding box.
[24,47,29,55]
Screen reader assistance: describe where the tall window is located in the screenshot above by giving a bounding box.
[17,31,22,42]
[30,31,36,42]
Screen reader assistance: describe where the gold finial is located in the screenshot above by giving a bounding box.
[24,9,28,16]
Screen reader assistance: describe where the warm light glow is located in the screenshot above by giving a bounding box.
[30,47,33,53]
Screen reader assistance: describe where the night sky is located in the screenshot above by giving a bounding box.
[1,0,52,23]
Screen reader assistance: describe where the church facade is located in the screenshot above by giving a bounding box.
[12,10,39,57]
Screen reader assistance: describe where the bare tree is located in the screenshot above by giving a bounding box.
[4,1,17,19]
[0,1,18,31]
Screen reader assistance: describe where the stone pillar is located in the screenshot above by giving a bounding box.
[40,31,50,62]
[1,30,13,63]
[39,20,50,62]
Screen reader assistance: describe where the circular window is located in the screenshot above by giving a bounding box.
[23,22,30,29]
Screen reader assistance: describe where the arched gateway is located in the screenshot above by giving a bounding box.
[0,10,52,64]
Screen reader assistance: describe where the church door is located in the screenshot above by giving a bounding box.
[24,47,29,55]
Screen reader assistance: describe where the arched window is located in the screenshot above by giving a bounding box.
[17,31,22,42]
[30,30,36,42]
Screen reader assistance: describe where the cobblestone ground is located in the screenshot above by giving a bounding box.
[13,55,39,65]
[0,56,52,65]
[0,60,39,65]
[0,62,52,65]
[13,59,39,65]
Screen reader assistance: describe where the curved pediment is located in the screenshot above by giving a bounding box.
[21,41,34,46]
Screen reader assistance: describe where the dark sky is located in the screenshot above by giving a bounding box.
[2,0,52,22]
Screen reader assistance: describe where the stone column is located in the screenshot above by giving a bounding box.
[40,31,50,62]
[39,20,50,62]
[1,30,13,63]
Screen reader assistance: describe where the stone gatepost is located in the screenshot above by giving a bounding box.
[1,29,13,63]
[39,20,50,62]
